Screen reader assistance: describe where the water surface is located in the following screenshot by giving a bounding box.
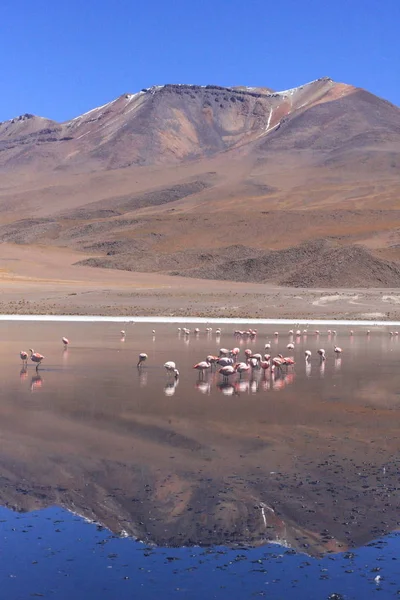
[0,322,399,597]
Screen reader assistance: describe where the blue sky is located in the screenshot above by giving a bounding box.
[0,0,399,122]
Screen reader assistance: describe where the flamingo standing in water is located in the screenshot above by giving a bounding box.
[334,346,342,356]
[193,361,211,378]
[29,349,44,370]
[317,349,326,361]
[137,353,148,367]
[305,350,312,361]
[218,365,235,382]
[62,337,69,347]
[20,351,28,365]
[206,355,219,369]
[164,361,180,379]
[235,362,251,378]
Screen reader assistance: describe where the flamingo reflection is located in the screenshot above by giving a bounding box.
[334,357,342,372]
[217,382,236,396]
[195,381,211,395]
[138,370,148,388]
[30,373,43,392]
[20,366,28,381]
[164,379,179,396]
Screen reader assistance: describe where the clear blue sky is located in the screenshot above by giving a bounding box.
[1,0,399,122]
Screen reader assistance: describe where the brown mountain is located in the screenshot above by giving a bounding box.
[1,77,400,287]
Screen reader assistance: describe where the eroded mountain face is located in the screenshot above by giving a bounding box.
[0,78,399,287]
[0,78,349,171]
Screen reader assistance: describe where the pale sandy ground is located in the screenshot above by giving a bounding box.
[1,243,400,319]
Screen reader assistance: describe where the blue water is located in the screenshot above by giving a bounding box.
[0,507,398,600]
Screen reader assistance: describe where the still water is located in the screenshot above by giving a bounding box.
[0,321,399,598]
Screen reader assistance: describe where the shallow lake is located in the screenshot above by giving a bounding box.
[0,321,399,598]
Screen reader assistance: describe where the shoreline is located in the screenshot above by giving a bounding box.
[1,314,400,325]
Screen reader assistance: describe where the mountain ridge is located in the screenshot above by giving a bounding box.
[0,76,399,288]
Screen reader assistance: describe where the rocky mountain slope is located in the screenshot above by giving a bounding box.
[0,77,399,287]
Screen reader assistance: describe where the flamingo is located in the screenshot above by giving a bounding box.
[274,331,279,337]
[248,357,259,369]
[206,355,219,369]
[350,330,354,336]
[235,362,251,378]
[219,348,229,356]
[287,343,294,350]
[164,361,180,379]
[217,356,234,367]
[334,346,342,355]
[164,360,176,372]
[137,353,148,367]
[260,359,273,372]
[264,342,271,350]
[29,349,44,370]
[317,349,326,361]
[120,330,126,336]
[215,328,222,335]
[288,330,294,335]
[230,347,240,360]
[193,361,211,377]
[272,356,284,370]
[367,330,371,335]
[296,330,301,336]
[62,337,69,346]
[20,350,28,364]
[305,350,312,361]
[194,328,200,334]
[218,365,235,382]
[282,357,295,367]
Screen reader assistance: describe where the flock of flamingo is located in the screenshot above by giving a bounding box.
[19,326,397,396]
[133,326,347,387]
[19,336,69,370]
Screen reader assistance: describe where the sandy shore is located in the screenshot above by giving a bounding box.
[1,243,400,319]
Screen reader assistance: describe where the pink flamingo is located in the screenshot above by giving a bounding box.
[305,350,312,361]
[260,359,273,373]
[317,349,326,361]
[62,337,69,347]
[235,362,251,378]
[29,349,44,370]
[206,355,219,369]
[193,361,211,378]
[20,351,28,365]
[217,356,234,368]
[218,365,236,382]
[334,346,342,355]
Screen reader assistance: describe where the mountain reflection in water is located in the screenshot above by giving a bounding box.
[0,321,399,557]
